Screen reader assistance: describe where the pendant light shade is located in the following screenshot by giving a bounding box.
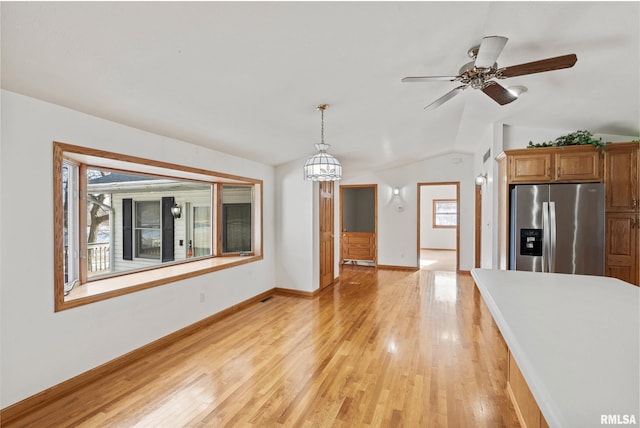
[304,104,342,181]
[303,143,342,181]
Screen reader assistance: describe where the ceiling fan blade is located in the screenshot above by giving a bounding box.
[424,86,466,110]
[474,36,509,69]
[402,76,458,82]
[482,81,518,105]
[499,54,577,78]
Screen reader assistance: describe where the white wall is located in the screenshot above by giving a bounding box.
[340,152,475,270]
[503,124,637,151]
[420,185,457,250]
[0,90,276,408]
[274,159,317,292]
[471,123,499,269]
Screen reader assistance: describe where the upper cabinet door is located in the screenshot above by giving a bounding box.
[605,143,639,212]
[554,150,602,182]
[509,153,552,183]
[507,146,604,184]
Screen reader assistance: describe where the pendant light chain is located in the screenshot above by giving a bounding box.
[318,104,327,149]
[320,107,324,144]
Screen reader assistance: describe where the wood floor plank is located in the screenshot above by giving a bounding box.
[4,267,520,427]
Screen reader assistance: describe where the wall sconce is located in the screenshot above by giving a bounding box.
[475,173,488,185]
[170,203,182,219]
[392,187,404,212]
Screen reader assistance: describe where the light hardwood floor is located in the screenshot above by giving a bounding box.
[420,249,457,272]
[6,268,519,427]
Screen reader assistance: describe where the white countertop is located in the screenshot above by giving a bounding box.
[471,269,639,428]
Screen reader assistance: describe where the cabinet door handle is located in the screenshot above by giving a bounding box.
[557,167,561,178]
[633,198,638,209]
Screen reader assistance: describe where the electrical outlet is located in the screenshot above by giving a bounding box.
[199,292,205,303]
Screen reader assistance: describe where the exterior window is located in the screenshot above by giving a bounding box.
[88,170,197,273]
[433,199,457,228]
[135,201,161,259]
[54,142,263,311]
[221,185,253,254]
[191,206,211,257]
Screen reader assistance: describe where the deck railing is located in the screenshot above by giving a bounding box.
[88,243,110,275]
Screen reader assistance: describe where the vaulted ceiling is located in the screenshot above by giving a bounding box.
[2,2,638,175]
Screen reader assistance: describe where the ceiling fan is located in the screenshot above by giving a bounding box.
[402,36,577,110]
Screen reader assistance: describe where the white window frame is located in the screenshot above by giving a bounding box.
[433,199,458,228]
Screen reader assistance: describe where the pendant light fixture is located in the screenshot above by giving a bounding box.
[303,104,342,181]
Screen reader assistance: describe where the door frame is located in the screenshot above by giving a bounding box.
[417,182,460,272]
[339,184,378,269]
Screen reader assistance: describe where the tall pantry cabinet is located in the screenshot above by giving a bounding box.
[604,142,640,286]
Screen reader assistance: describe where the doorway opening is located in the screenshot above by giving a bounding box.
[340,184,377,269]
[417,182,460,272]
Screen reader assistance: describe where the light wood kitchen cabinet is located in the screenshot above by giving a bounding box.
[508,152,553,183]
[506,145,602,184]
[605,213,638,285]
[508,352,550,428]
[554,149,601,181]
[604,142,639,212]
[604,142,639,286]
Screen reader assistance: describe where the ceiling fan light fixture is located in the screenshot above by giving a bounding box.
[402,36,575,109]
[304,104,342,181]
[507,85,528,97]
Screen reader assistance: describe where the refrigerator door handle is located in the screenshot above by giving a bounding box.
[549,201,557,273]
[542,201,549,272]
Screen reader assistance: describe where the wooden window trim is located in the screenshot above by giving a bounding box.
[432,199,457,229]
[53,141,263,312]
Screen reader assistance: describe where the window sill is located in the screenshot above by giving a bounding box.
[59,255,262,311]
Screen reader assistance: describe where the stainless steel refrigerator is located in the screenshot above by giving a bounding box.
[510,183,605,275]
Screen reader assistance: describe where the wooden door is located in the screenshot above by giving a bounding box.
[475,184,482,268]
[605,144,639,212]
[319,181,334,289]
[605,213,637,285]
[341,232,375,261]
[509,153,552,183]
[554,150,602,181]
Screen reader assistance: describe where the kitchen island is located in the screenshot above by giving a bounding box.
[471,269,639,428]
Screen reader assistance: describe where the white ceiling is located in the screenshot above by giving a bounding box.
[2,2,639,175]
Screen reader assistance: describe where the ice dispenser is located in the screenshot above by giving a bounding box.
[520,229,543,257]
